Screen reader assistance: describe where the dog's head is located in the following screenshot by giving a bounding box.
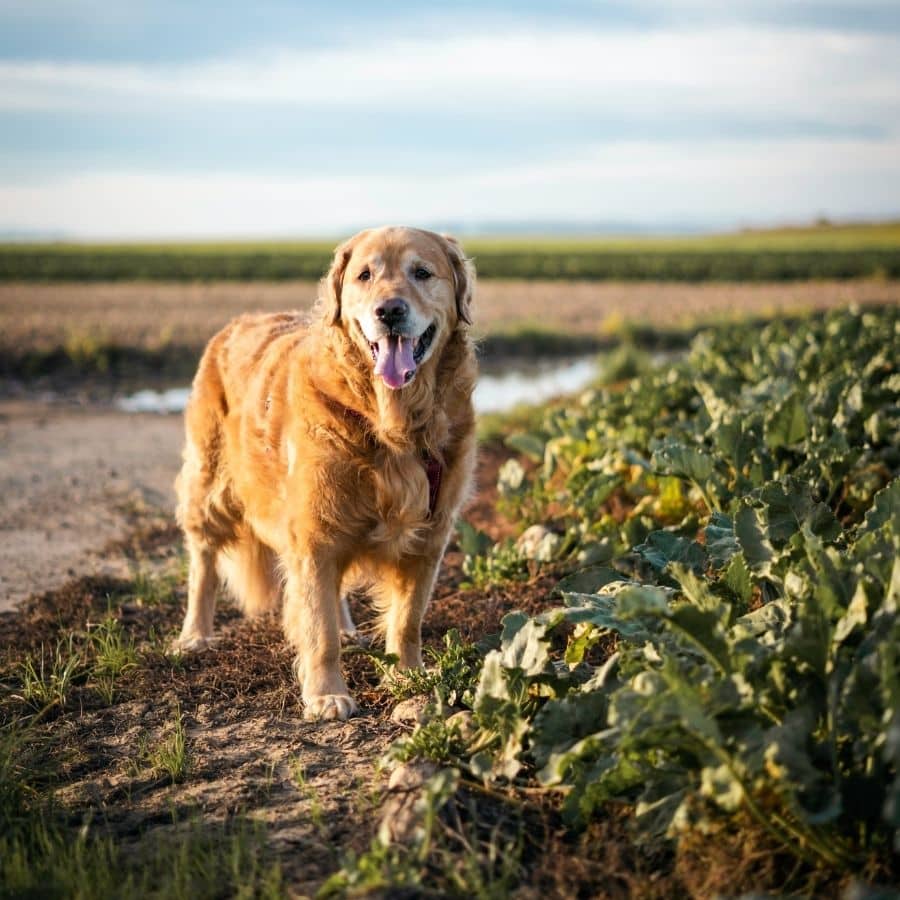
[322,226,473,390]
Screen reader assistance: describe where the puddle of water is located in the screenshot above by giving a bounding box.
[115,357,600,416]
[473,357,598,414]
[116,387,191,414]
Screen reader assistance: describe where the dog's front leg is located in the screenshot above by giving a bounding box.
[283,554,358,721]
[381,553,443,670]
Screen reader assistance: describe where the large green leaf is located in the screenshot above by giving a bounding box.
[456,520,493,557]
[498,613,551,676]
[651,438,714,484]
[634,531,707,574]
[724,552,753,605]
[734,503,776,573]
[567,470,621,508]
[530,691,610,768]
[755,479,841,545]
[705,512,740,569]
[555,566,623,594]
[859,477,900,537]
[765,390,810,449]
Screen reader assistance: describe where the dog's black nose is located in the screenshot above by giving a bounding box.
[374,298,409,327]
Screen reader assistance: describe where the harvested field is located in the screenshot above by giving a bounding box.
[4,278,900,347]
[2,279,899,382]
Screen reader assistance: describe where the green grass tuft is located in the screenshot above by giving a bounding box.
[145,703,189,784]
[17,635,85,712]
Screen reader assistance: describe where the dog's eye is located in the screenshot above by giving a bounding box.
[358,268,371,282]
[414,267,432,281]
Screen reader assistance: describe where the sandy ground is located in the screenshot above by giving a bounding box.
[0,401,183,611]
[0,398,507,615]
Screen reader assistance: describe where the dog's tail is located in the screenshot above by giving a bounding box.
[217,529,282,617]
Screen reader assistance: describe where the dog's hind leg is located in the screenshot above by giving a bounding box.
[175,534,220,651]
[218,530,281,617]
[339,595,372,648]
[173,427,235,651]
[339,595,358,642]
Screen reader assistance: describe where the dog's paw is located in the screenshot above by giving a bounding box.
[172,633,217,653]
[303,693,359,721]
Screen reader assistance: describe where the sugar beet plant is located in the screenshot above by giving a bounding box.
[447,306,899,878]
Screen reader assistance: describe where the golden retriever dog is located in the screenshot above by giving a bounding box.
[174,226,477,720]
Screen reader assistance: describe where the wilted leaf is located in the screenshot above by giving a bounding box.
[497,458,527,494]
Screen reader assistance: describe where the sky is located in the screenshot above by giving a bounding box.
[1,1,899,239]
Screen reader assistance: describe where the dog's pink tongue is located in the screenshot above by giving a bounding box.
[374,335,416,389]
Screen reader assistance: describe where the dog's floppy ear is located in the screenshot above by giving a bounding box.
[442,234,474,326]
[322,236,355,326]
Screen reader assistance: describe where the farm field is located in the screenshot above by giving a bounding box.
[1,303,897,897]
[2,278,899,382]
[2,222,900,282]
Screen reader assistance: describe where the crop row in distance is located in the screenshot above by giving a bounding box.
[2,222,900,281]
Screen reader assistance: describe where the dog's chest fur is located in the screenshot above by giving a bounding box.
[233,409,441,559]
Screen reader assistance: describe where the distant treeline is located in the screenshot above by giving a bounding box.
[2,228,900,282]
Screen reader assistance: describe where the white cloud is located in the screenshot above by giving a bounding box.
[1,26,898,130]
[4,136,898,238]
[3,20,898,234]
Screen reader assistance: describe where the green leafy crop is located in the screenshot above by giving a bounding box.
[437,306,900,879]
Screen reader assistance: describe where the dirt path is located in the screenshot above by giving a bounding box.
[0,401,183,610]
[0,400,510,617]
[0,399,562,897]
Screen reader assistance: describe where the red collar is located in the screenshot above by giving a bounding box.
[334,401,443,517]
[422,451,443,517]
